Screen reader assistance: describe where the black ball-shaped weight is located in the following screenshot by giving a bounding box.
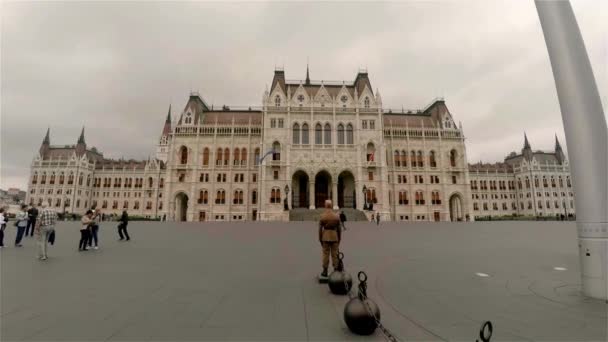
[328,270,353,295]
[343,297,381,335]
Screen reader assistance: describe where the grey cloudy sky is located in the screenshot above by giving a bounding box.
[1,0,606,190]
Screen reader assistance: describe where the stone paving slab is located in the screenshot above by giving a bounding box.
[1,221,606,341]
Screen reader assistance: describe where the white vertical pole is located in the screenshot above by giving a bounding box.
[536,0,608,300]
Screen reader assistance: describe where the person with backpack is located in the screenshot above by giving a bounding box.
[118,210,130,241]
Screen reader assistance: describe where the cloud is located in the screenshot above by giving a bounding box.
[1,0,606,189]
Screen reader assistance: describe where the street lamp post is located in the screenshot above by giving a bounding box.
[284,184,290,211]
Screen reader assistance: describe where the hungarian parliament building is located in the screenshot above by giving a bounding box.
[25,68,576,222]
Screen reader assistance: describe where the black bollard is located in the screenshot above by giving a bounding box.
[328,252,353,295]
[344,271,380,335]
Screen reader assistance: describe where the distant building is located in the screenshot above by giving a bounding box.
[24,67,576,221]
[468,134,575,219]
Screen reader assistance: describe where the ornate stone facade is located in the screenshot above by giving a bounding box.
[25,68,576,221]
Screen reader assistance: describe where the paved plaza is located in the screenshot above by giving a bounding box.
[1,220,606,341]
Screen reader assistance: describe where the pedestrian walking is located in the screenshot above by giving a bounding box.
[35,202,57,260]
[376,212,380,225]
[118,210,130,241]
[80,210,94,251]
[0,208,6,248]
[318,200,342,281]
[88,209,101,250]
[339,210,347,231]
[14,204,29,247]
[26,205,38,237]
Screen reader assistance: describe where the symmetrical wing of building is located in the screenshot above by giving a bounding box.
[25,68,575,221]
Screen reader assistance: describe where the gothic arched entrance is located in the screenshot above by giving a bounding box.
[314,171,332,208]
[449,193,464,222]
[291,170,310,208]
[338,171,356,208]
[175,192,189,222]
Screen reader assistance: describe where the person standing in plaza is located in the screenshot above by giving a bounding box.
[88,209,101,249]
[14,204,29,247]
[26,205,38,237]
[376,212,380,226]
[339,210,347,231]
[35,202,57,260]
[318,200,342,280]
[0,208,6,248]
[80,210,94,251]
[118,210,130,241]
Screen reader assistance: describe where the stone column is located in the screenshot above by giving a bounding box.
[332,180,338,209]
[309,181,315,209]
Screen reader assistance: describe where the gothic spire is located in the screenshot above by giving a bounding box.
[42,127,50,145]
[305,63,310,85]
[166,104,172,123]
[555,133,563,151]
[523,132,531,150]
[78,126,86,144]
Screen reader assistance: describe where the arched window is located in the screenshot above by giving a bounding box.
[270,188,281,203]
[551,176,556,188]
[123,201,129,209]
[224,148,230,166]
[566,176,571,187]
[346,124,354,144]
[366,143,376,162]
[272,142,281,161]
[364,97,370,108]
[398,191,408,205]
[324,123,331,145]
[450,150,457,167]
[337,124,345,145]
[32,172,38,184]
[525,177,530,189]
[542,176,548,188]
[293,123,300,145]
[59,172,65,185]
[78,174,83,185]
[275,95,281,107]
[411,151,416,167]
[394,150,400,167]
[215,190,226,204]
[417,151,424,167]
[429,151,437,168]
[234,148,240,166]
[401,151,407,167]
[254,148,260,165]
[41,172,46,184]
[415,191,425,205]
[198,190,208,204]
[431,191,442,205]
[180,146,188,165]
[203,148,210,166]
[241,148,247,165]
[534,176,540,188]
[252,190,257,204]
[148,177,153,188]
[216,148,223,165]
[559,176,563,187]
[50,172,56,185]
[233,190,244,205]
[315,123,322,145]
[302,123,310,145]
[68,172,74,185]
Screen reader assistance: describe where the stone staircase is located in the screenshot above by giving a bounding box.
[289,208,368,221]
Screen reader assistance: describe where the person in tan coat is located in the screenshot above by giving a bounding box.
[318,199,342,279]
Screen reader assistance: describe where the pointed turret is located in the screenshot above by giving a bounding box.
[555,134,566,164]
[39,127,50,159]
[77,126,86,144]
[305,64,310,85]
[522,132,533,161]
[162,105,172,136]
[75,126,87,156]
